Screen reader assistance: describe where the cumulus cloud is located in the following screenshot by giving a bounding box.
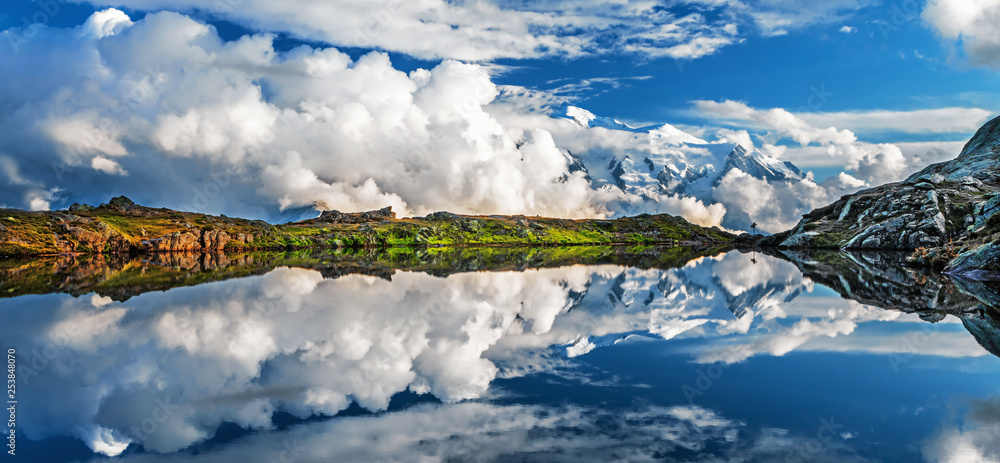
[842,142,908,185]
[0,10,624,220]
[692,100,980,187]
[0,9,765,228]
[924,0,1000,67]
[712,169,835,232]
[693,100,857,146]
[91,156,128,176]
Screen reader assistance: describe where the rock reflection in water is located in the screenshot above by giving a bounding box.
[774,249,1000,358]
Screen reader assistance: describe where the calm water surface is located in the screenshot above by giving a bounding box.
[3,249,1000,462]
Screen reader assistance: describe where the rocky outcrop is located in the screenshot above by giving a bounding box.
[200,230,230,250]
[945,243,1000,278]
[139,229,233,252]
[99,196,140,213]
[909,115,1000,181]
[142,232,200,252]
[425,211,460,221]
[766,115,1000,263]
[56,222,132,253]
[68,203,96,212]
[315,207,395,224]
[762,178,978,250]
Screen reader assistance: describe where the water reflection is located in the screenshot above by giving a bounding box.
[924,395,1000,462]
[3,248,1000,461]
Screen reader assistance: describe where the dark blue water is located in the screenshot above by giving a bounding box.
[3,250,999,462]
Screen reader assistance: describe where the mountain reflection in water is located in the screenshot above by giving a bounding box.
[3,247,1000,462]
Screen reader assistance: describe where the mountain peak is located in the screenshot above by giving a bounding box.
[907,114,1000,183]
[566,106,638,132]
[958,114,1000,160]
[721,146,804,183]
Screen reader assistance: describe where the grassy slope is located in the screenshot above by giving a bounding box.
[0,205,733,257]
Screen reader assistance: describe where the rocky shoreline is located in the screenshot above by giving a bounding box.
[746,115,1000,277]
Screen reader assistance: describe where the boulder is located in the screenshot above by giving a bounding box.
[68,203,96,212]
[67,227,108,251]
[425,211,460,221]
[200,230,230,250]
[108,196,135,208]
[317,206,396,224]
[946,242,1000,277]
[143,232,200,252]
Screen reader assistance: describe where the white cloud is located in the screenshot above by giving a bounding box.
[91,156,128,176]
[693,100,857,146]
[0,10,616,219]
[797,107,994,134]
[692,100,981,186]
[81,7,134,38]
[63,0,879,63]
[0,9,756,228]
[28,196,51,211]
[712,169,835,232]
[839,25,857,33]
[924,0,1000,67]
[72,0,743,61]
[723,0,877,37]
[26,188,60,211]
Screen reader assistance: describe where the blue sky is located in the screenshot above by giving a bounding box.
[0,0,998,227]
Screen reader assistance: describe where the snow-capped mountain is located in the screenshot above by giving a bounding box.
[558,106,810,231]
[566,106,651,132]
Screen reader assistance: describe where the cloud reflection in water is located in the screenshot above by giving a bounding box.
[1,250,996,459]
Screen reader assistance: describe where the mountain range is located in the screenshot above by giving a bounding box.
[251,106,823,231]
[560,106,811,231]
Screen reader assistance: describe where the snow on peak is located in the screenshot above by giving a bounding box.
[566,106,638,131]
[723,145,804,183]
[650,124,708,146]
[567,106,597,127]
[561,105,813,231]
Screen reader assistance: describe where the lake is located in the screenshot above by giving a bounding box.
[3,247,1000,462]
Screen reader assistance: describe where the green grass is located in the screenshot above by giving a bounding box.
[0,205,733,257]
